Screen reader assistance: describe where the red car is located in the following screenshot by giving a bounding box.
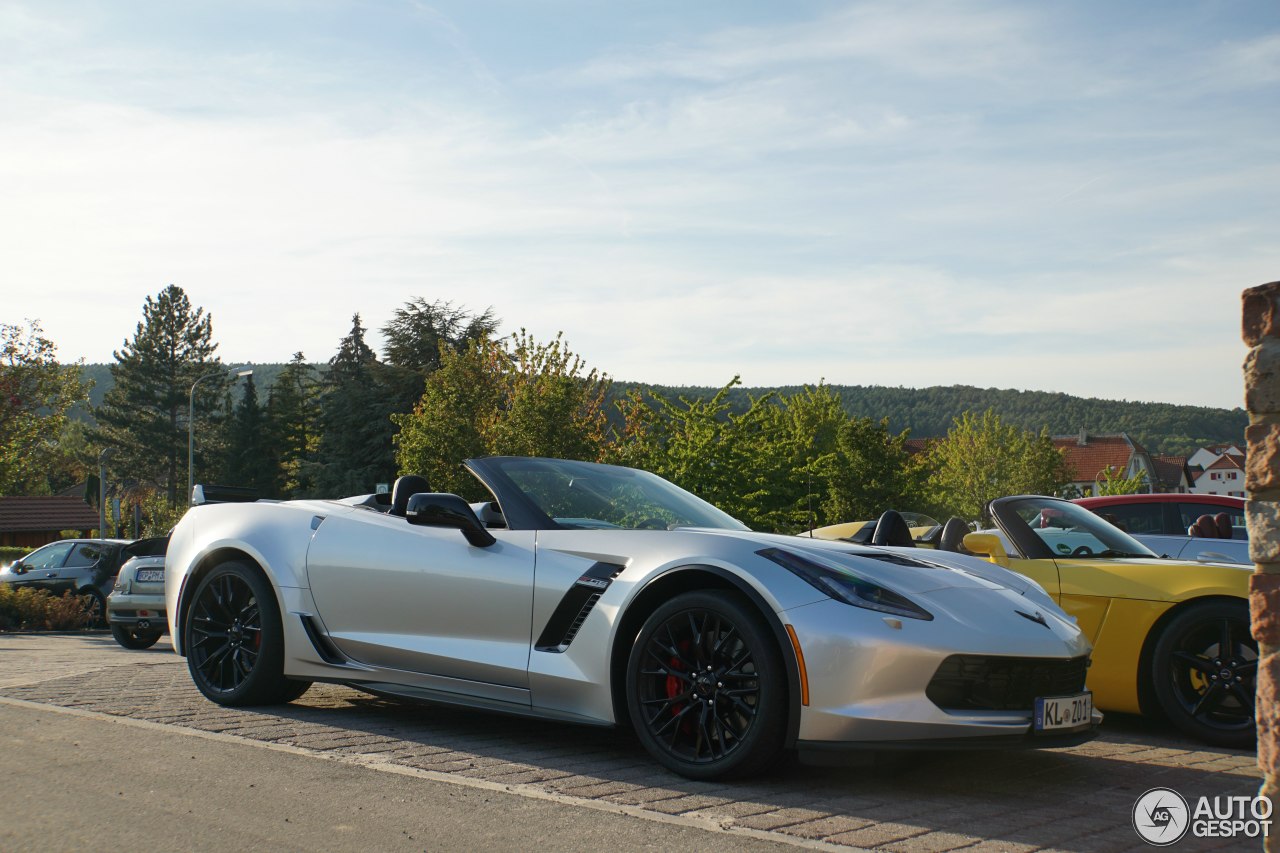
[1073,494,1248,564]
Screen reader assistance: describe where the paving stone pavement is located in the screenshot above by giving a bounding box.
[0,633,1264,852]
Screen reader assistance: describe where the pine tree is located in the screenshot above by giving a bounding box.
[266,352,319,497]
[95,285,223,506]
[222,374,274,496]
[312,315,399,497]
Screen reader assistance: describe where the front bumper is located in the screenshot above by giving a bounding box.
[798,718,1101,765]
[782,590,1097,747]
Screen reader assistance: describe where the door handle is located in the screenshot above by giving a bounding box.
[45,572,57,577]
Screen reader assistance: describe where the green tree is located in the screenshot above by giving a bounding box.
[381,298,499,373]
[381,298,500,418]
[222,375,274,496]
[610,379,779,528]
[392,339,506,498]
[923,409,1069,522]
[0,320,89,495]
[394,331,611,497]
[1096,464,1148,496]
[486,331,610,461]
[94,285,223,506]
[266,352,320,497]
[820,416,922,525]
[741,384,845,532]
[312,315,399,497]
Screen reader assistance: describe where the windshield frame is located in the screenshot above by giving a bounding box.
[989,495,1159,560]
[465,456,750,532]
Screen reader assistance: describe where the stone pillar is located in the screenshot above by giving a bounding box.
[1245,281,1280,852]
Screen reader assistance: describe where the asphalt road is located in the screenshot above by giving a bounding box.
[0,700,796,852]
[0,634,1264,852]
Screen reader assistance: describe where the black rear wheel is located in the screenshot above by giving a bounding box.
[111,623,161,650]
[1151,601,1255,748]
[80,589,106,628]
[626,591,786,780]
[185,561,311,706]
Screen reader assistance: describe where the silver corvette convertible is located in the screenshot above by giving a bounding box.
[166,456,1099,779]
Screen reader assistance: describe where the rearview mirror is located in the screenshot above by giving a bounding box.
[405,493,497,548]
[962,533,1010,568]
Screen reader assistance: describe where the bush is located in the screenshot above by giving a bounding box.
[0,546,29,566]
[0,586,92,631]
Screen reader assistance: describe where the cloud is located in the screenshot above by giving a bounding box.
[1,0,1274,412]
[569,0,1039,84]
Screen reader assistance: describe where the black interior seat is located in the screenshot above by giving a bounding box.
[870,510,915,547]
[938,517,970,553]
[390,475,431,517]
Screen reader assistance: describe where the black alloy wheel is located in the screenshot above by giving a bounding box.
[185,561,311,706]
[110,622,162,650]
[1152,601,1256,748]
[626,591,786,780]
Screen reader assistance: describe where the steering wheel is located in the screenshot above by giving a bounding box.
[1071,545,1094,557]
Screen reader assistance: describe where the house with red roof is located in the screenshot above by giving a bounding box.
[1187,444,1244,471]
[1191,452,1245,497]
[0,495,100,548]
[1052,431,1182,496]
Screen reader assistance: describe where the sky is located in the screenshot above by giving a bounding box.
[2,1,1277,409]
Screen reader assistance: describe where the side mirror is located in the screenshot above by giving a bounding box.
[962,533,1010,568]
[405,493,497,548]
[10,561,26,575]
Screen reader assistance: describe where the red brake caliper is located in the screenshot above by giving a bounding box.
[666,656,683,716]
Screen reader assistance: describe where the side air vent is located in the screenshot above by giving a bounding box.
[535,561,625,653]
[299,614,347,665]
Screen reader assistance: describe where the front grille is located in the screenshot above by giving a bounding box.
[926,655,1089,712]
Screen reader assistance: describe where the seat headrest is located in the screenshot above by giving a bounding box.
[391,475,432,517]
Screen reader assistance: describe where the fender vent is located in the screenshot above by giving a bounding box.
[535,561,624,653]
[299,615,347,665]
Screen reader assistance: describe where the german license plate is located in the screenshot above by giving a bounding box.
[1034,692,1092,732]
[136,569,165,583]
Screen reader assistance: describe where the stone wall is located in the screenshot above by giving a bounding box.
[1245,280,1280,851]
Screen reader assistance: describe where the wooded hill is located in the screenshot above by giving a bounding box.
[77,364,1246,458]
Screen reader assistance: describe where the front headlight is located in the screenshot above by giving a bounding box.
[758,547,933,621]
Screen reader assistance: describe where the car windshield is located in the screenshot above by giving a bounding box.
[486,457,749,531]
[1006,497,1157,559]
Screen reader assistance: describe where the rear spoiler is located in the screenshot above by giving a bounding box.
[191,484,261,506]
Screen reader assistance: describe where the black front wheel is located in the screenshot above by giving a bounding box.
[625,590,786,780]
[185,561,311,706]
[1151,601,1256,748]
[110,623,162,650]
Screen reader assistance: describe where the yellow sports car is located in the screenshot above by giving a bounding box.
[811,497,1254,747]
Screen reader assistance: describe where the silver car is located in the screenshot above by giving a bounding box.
[108,553,168,649]
[166,457,1099,779]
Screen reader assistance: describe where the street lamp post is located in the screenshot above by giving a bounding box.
[188,366,253,505]
[97,447,113,539]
